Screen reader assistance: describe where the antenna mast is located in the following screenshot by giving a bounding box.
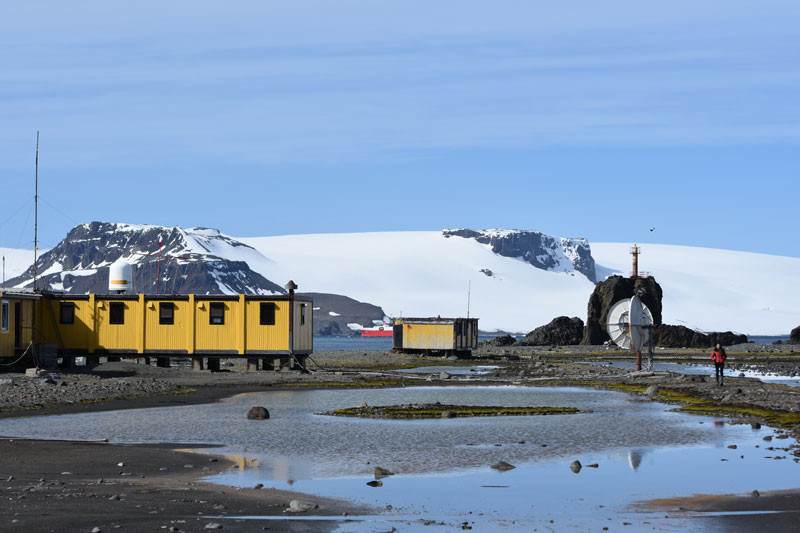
[467,280,471,319]
[33,131,39,292]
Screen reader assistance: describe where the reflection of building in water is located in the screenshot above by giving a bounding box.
[224,455,260,471]
[628,449,644,470]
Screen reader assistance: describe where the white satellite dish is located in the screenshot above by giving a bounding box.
[607,295,654,351]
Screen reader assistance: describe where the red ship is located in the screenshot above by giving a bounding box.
[359,323,394,337]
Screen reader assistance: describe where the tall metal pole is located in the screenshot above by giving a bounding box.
[33,131,39,292]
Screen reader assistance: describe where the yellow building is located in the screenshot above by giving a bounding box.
[392,317,479,357]
[0,291,313,371]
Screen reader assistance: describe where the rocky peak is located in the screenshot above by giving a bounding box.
[7,221,284,295]
[443,228,596,282]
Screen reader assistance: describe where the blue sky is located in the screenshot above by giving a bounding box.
[1,1,798,256]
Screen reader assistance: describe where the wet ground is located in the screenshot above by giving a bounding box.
[1,386,797,531]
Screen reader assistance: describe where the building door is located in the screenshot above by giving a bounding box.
[14,302,21,349]
[392,324,403,349]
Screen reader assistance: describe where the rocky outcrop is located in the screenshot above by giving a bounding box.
[517,316,584,346]
[479,334,516,347]
[305,293,387,336]
[580,275,663,345]
[790,326,800,345]
[653,325,747,348]
[443,229,596,282]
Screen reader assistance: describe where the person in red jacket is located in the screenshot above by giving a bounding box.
[711,343,727,385]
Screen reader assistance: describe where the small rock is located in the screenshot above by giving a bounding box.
[776,434,789,440]
[92,528,102,533]
[247,407,270,420]
[441,411,456,419]
[570,461,582,473]
[439,371,451,380]
[763,436,773,441]
[728,445,738,449]
[491,461,515,471]
[752,490,760,497]
[109,494,120,501]
[204,523,223,530]
[359,402,368,408]
[253,483,263,489]
[739,373,746,377]
[586,463,599,468]
[183,464,194,469]
[288,499,319,511]
[366,480,383,487]
[374,467,394,478]
[644,385,658,397]
[117,462,125,467]
[751,422,761,430]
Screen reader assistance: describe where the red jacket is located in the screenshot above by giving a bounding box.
[711,349,727,363]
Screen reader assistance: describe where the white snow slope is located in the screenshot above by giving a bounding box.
[241,232,595,333]
[1,248,39,281]
[591,243,800,336]
[240,233,800,335]
[5,232,799,335]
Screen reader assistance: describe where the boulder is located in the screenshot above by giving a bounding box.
[479,334,516,347]
[581,276,663,345]
[288,500,319,512]
[789,326,800,345]
[569,460,582,473]
[247,406,270,420]
[517,316,584,346]
[654,325,747,348]
[491,461,516,471]
[374,467,394,479]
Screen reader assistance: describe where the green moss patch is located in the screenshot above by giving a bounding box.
[321,403,581,419]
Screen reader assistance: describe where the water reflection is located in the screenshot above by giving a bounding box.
[628,449,644,470]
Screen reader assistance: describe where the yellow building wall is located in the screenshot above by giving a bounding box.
[95,298,140,351]
[244,300,289,352]
[40,298,95,352]
[403,323,454,350]
[0,298,34,357]
[143,299,191,352]
[194,299,241,352]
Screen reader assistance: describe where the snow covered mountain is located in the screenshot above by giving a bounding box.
[240,232,800,335]
[4,224,798,335]
[5,222,285,295]
[240,230,599,334]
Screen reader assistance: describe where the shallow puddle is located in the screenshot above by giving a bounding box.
[0,386,797,531]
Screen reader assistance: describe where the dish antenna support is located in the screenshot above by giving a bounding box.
[606,294,655,371]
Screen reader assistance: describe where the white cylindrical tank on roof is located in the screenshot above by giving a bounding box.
[108,258,133,293]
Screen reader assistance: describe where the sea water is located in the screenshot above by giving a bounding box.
[0,386,796,531]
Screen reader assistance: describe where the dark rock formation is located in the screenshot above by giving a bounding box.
[443,229,596,282]
[517,316,584,346]
[580,275,663,345]
[305,292,387,336]
[479,334,516,347]
[789,326,800,345]
[653,325,747,348]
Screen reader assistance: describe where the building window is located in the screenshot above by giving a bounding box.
[60,302,75,324]
[260,302,275,325]
[159,302,174,325]
[300,304,306,325]
[1,301,8,332]
[109,302,125,324]
[209,302,225,325]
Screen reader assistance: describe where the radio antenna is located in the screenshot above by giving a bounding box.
[33,131,39,292]
[467,280,471,319]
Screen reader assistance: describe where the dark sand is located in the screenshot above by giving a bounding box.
[0,438,364,532]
